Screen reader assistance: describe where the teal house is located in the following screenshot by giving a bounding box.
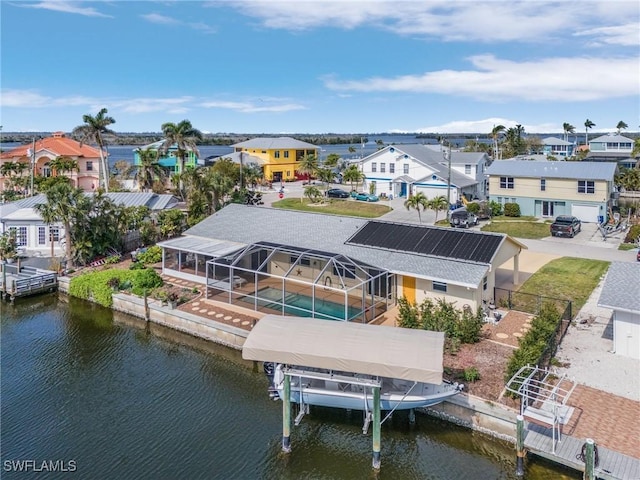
[133,140,199,174]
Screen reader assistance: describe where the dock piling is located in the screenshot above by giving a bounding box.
[583,438,595,480]
[282,374,291,453]
[516,414,525,476]
[372,386,381,470]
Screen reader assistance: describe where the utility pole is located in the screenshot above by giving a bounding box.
[444,136,452,217]
[30,137,36,196]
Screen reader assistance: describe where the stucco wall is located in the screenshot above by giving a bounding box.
[614,310,640,359]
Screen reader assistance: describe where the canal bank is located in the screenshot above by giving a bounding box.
[56,276,639,479]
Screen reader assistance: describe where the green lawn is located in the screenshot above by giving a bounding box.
[481,219,551,239]
[517,257,610,314]
[271,198,392,218]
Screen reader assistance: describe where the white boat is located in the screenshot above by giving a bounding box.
[243,315,463,414]
[267,363,462,411]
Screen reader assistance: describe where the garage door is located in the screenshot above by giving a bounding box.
[571,204,599,223]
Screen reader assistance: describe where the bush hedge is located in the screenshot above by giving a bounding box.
[503,202,521,217]
[136,245,162,265]
[69,268,163,307]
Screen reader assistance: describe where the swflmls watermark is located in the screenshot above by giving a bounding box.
[3,459,77,473]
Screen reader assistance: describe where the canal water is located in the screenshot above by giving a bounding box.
[1,294,578,479]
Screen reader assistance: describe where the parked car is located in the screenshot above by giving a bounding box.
[637,250,640,262]
[354,192,379,202]
[326,188,350,198]
[550,215,582,238]
[449,207,478,228]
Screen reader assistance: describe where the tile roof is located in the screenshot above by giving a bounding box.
[485,161,617,180]
[598,262,640,313]
[231,137,319,150]
[0,132,102,159]
[183,204,518,287]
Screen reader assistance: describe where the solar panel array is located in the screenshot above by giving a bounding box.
[345,221,503,264]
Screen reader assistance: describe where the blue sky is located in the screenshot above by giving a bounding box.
[1,0,639,135]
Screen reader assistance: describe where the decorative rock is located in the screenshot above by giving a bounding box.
[207,311,216,316]
[496,333,509,339]
[224,315,232,320]
[241,320,250,326]
[513,332,523,338]
[216,313,224,318]
[232,318,241,323]
[193,302,200,307]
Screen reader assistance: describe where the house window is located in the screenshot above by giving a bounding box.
[371,162,377,172]
[389,163,395,173]
[284,151,289,158]
[578,180,595,194]
[433,281,447,292]
[499,176,514,189]
[274,151,280,159]
[10,227,27,247]
[290,256,310,266]
[380,163,385,173]
[86,161,93,171]
[465,165,471,175]
[38,226,46,245]
[50,227,60,242]
[389,182,393,190]
[403,164,409,174]
[483,276,488,291]
[42,164,52,177]
[540,178,546,191]
[333,264,356,279]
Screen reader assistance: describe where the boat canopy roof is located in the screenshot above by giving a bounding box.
[242,315,445,384]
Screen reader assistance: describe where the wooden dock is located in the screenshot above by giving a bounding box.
[0,263,58,300]
[525,423,640,480]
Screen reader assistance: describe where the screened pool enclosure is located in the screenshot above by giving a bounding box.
[206,241,392,322]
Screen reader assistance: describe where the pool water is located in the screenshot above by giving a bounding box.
[242,286,361,321]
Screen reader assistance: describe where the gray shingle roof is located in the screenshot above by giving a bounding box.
[183,204,512,287]
[485,161,617,180]
[542,137,572,146]
[231,137,319,150]
[590,134,634,143]
[598,262,640,313]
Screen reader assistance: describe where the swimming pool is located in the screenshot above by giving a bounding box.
[241,286,361,321]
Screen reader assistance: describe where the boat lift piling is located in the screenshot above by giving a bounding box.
[282,374,292,453]
[516,414,525,476]
[372,386,381,470]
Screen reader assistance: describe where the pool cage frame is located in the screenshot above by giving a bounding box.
[206,241,393,322]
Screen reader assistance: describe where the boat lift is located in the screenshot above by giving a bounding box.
[506,365,577,454]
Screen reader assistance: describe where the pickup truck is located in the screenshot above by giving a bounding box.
[550,215,581,238]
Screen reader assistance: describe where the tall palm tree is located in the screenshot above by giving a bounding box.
[429,195,450,223]
[297,153,319,183]
[159,120,203,191]
[34,183,84,264]
[584,119,595,146]
[562,122,575,142]
[490,125,505,160]
[404,192,429,223]
[616,121,628,134]
[135,147,168,192]
[342,164,365,192]
[73,108,116,192]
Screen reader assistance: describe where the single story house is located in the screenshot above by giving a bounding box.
[597,262,640,360]
[485,161,618,222]
[0,192,179,257]
[157,204,526,323]
[357,144,489,203]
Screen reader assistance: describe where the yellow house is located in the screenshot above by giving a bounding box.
[231,137,319,182]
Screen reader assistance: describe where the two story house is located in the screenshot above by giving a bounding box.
[485,161,618,222]
[133,140,200,175]
[0,132,102,194]
[587,134,636,169]
[541,137,575,158]
[357,144,488,202]
[231,137,319,183]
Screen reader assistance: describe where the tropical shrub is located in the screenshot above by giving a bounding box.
[624,224,640,244]
[503,202,521,217]
[464,367,481,382]
[69,268,163,307]
[136,245,162,265]
[489,200,503,217]
[466,202,480,214]
[396,297,484,345]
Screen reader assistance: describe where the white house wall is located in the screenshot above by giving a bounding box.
[360,150,435,198]
[415,277,480,311]
[614,310,640,360]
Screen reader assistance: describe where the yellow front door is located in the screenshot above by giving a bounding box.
[403,276,416,303]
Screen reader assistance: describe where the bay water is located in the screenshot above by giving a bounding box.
[0,294,578,479]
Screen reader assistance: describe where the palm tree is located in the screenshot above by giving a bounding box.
[160,120,203,190]
[404,192,429,223]
[429,195,450,223]
[73,108,116,192]
[342,164,365,192]
[304,185,322,204]
[49,156,78,177]
[562,122,575,142]
[315,166,335,195]
[490,125,505,160]
[135,147,168,192]
[616,121,628,134]
[584,119,595,146]
[297,153,318,183]
[34,182,84,264]
[631,138,640,168]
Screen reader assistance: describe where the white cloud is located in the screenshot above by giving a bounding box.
[18,1,112,18]
[141,12,216,33]
[405,118,558,134]
[574,23,640,47]
[212,1,639,45]
[324,55,640,101]
[109,97,195,114]
[202,99,306,113]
